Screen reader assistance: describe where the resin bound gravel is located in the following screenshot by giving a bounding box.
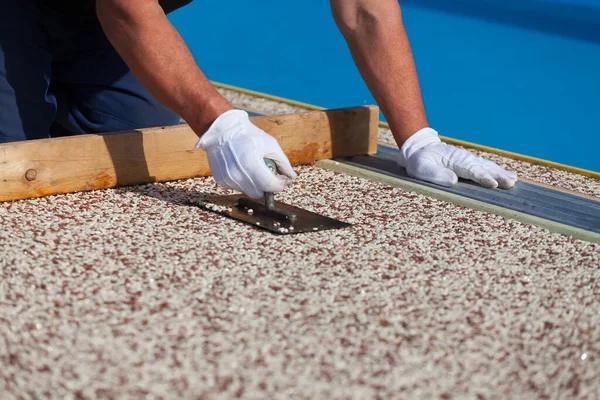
[1,165,599,399]
[218,87,600,198]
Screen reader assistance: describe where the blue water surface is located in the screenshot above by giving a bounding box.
[169,0,600,171]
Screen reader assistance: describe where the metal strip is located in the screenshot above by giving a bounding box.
[336,145,600,234]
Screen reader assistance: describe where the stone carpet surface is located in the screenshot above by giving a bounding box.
[1,164,599,399]
[0,89,598,399]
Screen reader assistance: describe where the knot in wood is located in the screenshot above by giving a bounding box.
[25,169,37,181]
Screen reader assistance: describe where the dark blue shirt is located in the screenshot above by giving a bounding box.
[46,0,194,16]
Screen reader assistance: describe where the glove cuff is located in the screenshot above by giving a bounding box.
[195,109,249,150]
[397,127,441,167]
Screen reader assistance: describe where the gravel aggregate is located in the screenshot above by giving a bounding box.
[1,164,599,399]
[0,89,597,399]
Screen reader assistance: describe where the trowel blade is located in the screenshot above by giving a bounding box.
[189,194,351,235]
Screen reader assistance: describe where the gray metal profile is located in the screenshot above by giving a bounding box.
[333,145,600,236]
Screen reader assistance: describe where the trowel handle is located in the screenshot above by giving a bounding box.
[263,159,277,211]
[264,159,278,175]
[261,159,297,224]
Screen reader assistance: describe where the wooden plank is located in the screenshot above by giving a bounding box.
[316,159,600,244]
[0,106,378,202]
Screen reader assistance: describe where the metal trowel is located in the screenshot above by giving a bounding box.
[192,160,351,235]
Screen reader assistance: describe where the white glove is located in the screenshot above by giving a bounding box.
[397,127,517,189]
[196,110,297,199]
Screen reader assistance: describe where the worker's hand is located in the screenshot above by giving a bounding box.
[196,110,297,199]
[397,128,517,189]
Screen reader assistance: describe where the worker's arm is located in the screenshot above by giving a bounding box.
[96,0,231,134]
[96,0,296,198]
[330,0,517,189]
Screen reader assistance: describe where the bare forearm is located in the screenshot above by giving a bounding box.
[330,0,428,146]
[96,0,232,135]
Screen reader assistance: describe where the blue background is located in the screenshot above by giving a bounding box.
[169,0,600,171]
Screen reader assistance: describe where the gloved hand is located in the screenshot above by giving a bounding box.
[397,127,517,189]
[196,110,297,199]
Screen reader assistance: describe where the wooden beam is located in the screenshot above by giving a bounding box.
[0,106,378,202]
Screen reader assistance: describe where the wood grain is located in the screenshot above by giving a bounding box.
[0,106,378,202]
